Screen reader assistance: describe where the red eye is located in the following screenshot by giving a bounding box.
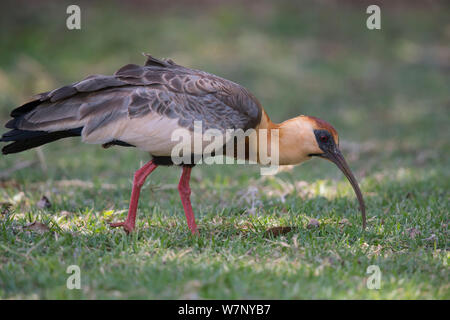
[320,135,328,143]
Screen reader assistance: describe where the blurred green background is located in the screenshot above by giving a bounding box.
[0,0,448,299]
[0,0,449,177]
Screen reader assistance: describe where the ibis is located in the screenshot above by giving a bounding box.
[0,54,366,234]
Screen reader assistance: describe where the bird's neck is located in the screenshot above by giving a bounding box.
[254,112,310,166]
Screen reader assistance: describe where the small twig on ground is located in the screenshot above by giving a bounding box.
[0,160,36,180]
[35,147,48,174]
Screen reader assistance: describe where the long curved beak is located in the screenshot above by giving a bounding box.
[320,148,366,229]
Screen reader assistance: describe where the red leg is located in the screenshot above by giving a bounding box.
[178,166,199,235]
[110,160,158,233]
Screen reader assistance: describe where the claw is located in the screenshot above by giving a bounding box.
[109,221,134,233]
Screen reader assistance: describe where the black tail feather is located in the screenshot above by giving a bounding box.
[1,128,83,154]
[10,98,45,118]
[5,118,17,129]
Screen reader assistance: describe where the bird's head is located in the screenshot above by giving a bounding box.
[277,115,366,229]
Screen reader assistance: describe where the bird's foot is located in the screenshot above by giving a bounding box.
[189,225,199,236]
[109,221,135,233]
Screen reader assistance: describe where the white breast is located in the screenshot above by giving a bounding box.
[82,113,186,156]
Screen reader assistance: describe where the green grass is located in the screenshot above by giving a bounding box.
[0,1,449,299]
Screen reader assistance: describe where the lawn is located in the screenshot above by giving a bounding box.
[0,1,448,299]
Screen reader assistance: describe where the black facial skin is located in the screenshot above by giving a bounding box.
[309,129,367,229]
[313,129,336,155]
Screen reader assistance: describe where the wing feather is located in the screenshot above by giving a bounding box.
[5,54,263,154]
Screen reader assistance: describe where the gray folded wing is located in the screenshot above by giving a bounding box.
[7,55,263,147]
